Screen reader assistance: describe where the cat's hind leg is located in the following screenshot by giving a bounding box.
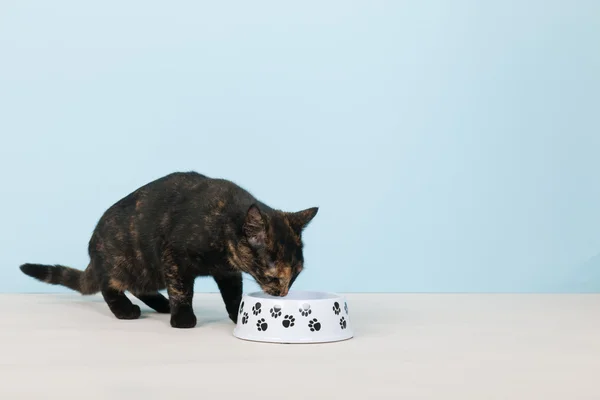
[92,253,142,320]
[134,292,170,313]
[101,284,141,320]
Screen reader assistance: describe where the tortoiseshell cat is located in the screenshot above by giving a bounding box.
[19,172,318,328]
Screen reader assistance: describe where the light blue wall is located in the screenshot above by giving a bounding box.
[1,1,599,293]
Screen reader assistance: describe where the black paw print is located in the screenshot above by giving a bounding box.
[344,302,349,314]
[299,303,312,317]
[241,312,248,324]
[282,315,295,328]
[239,301,245,315]
[333,302,341,315]
[270,306,282,318]
[308,318,321,332]
[252,302,262,315]
[256,318,268,332]
[339,317,347,329]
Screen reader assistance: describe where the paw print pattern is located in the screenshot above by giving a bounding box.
[344,302,349,315]
[270,306,282,318]
[299,303,312,317]
[308,318,321,332]
[333,302,341,315]
[282,315,295,328]
[256,318,268,332]
[239,301,244,315]
[241,312,249,325]
[252,302,262,316]
[339,317,347,329]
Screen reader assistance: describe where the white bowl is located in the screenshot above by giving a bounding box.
[233,291,353,344]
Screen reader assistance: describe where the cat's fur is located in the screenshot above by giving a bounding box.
[19,172,318,328]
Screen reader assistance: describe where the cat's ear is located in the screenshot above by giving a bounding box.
[244,204,268,248]
[287,207,319,234]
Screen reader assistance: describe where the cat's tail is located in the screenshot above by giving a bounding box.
[19,263,100,295]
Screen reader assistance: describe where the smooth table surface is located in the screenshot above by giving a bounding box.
[0,294,598,399]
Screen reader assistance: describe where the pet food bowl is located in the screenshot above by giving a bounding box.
[233,291,353,344]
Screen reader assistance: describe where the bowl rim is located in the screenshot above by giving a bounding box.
[243,290,343,302]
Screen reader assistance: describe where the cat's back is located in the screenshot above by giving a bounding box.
[111,171,209,207]
[90,171,264,252]
[105,171,257,215]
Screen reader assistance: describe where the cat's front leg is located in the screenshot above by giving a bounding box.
[166,275,196,328]
[163,258,197,328]
[214,272,243,323]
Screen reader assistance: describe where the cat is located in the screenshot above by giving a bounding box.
[19,171,318,328]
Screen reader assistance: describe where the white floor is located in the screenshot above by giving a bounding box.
[0,294,598,399]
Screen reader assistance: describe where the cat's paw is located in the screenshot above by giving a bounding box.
[170,306,197,329]
[114,304,141,320]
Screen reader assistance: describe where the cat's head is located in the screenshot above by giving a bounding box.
[241,204,318,297]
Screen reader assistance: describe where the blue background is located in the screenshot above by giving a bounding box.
[1,1,599,293]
